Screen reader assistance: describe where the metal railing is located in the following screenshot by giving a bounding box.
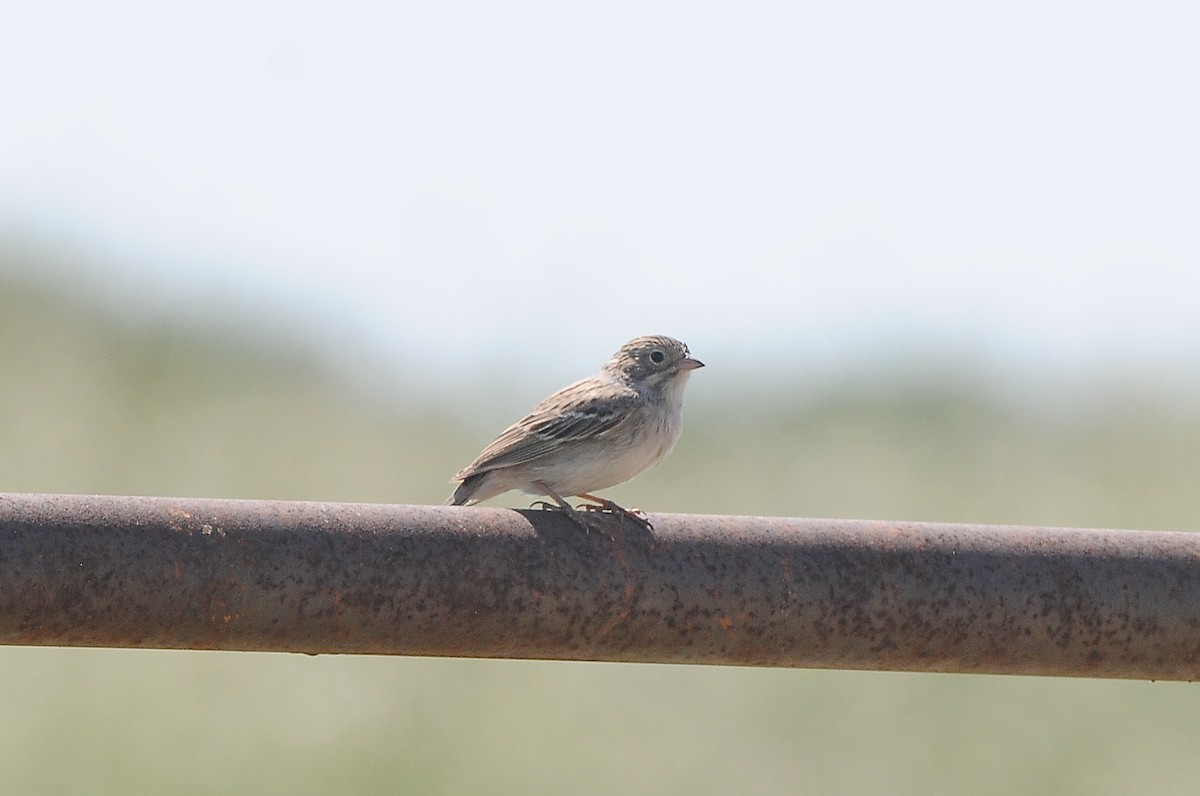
[1,492,1197,680]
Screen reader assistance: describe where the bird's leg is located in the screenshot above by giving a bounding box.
[576,493,653,531]
[531,481,594,533]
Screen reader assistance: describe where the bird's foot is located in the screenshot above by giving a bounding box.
[529,499,598,534]
[577,496,653,531]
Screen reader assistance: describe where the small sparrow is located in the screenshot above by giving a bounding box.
[447,335,704,527]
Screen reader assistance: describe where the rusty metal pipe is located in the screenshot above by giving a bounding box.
[1,492,1198,680]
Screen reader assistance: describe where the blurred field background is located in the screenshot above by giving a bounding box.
[3,249,1200,795]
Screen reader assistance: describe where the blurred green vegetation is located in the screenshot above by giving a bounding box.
[3,255,1200,795]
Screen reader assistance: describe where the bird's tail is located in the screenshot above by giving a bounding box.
[445,473,484,506]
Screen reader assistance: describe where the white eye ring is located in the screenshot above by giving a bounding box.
[650,350,665,364]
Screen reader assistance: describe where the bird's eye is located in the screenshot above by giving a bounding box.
[650,350,665,364]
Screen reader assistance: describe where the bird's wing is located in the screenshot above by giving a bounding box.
[455,377,640,478]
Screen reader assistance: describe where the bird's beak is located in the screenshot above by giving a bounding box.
[677,357,705,371]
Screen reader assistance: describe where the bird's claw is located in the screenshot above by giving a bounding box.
[528,495,649,534]
[578,501,653,531]
[528,499,599,534]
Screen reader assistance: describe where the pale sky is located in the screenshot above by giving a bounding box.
[2,2,1198,386]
